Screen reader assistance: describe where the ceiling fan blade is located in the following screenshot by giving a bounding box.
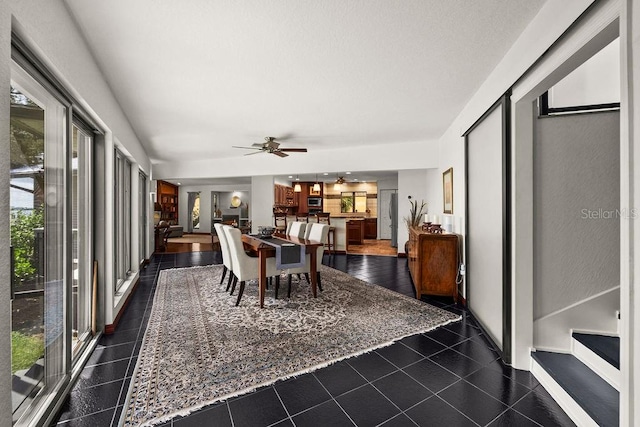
[273,151,288,158]
[279,148,307,152]
[251,142,265,148]
[243,150,265,156]
[275,133,295,141]
[233,146,262,150]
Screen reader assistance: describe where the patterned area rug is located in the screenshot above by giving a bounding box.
[121,264,460,426]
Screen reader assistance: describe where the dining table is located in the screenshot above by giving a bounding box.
[241,233,324,308]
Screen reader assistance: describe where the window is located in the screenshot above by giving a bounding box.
[71,121,94,359]
[115,149,132,290]
[139,171,148,264]
[539,38,620,115]
[340,191,367,213]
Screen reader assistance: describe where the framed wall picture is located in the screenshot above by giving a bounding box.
[443,167,453,214]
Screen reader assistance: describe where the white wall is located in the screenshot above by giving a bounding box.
[550,38,620,107]
[397,169,429,254]
[533,111,620,319]
[251,176,275,234]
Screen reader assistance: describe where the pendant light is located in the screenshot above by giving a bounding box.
[312,174,321,193]
[293,175,301,192]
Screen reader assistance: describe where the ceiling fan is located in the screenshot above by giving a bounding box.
[232,136,307,158]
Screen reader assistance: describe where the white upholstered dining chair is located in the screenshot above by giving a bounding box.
[286,223,329,298]
[287,221,307,239]
[214,223,235,292]
[223,227,283,306]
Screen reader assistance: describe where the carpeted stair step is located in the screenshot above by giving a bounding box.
[532,351,618,427]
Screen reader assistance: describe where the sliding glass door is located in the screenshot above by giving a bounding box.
[10,65,67,422]
[71,123,93,359]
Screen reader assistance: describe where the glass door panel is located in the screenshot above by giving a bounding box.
[10,71,66,421]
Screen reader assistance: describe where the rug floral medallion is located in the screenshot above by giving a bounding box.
[121,264,460,426]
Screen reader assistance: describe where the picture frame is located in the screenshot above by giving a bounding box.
[443,167,453,214]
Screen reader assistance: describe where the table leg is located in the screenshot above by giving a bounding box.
[310,249,317,298]
[259,251,267,308]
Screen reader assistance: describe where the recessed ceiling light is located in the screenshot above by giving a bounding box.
[323,172,329,175]
[353,179,358,181]
[177,182,181,185]
[288,175,293,179]
[345,171,351,175]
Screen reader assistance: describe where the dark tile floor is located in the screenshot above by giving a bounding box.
[53,252,574,427]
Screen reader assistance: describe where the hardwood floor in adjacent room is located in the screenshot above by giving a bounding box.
[347,239,398,256]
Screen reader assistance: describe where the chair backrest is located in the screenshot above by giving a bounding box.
[214,223,232,270]
[274,213,287,228]
[295,213,309,223]
[307,223,329,267]
[316,212,331,225]
[223,226,250,281]
[288,221,307,239]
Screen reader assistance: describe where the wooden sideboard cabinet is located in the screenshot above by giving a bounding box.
[408,227,459,301]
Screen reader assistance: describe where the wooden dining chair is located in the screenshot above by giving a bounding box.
[274,213,287,234]
[315,212,331,225]
[295,213,309,223]
[223,227,282,306]
[315,213,335,255]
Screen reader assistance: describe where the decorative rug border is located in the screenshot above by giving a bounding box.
[119,265,461,427]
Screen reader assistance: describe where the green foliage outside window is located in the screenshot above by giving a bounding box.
[10,207,44,282]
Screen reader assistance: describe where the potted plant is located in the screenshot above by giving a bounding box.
[403,198,427,253]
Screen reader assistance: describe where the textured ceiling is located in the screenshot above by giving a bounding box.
[64,0,546,165]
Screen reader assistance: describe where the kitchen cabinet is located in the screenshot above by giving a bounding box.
[408,228,459,301]
[346,220,364,245]
[364,218,377,239]
[294,182,323,213]
[274,184,297,208]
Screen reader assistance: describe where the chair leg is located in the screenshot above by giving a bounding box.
[235,281,246,306]
[226,273,234,292]
[287,274,293,298]
[275,276,280,299]
[304,273,310,284]
[317,272,322,292]
[220,266,227,285]
[230,275,238,295]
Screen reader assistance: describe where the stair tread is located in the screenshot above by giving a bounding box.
[532,351,618,427]
[573,333,620,369]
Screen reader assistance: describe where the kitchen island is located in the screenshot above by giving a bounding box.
[280,214,376,253]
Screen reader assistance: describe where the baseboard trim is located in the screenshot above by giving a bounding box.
[105,277,140,335]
